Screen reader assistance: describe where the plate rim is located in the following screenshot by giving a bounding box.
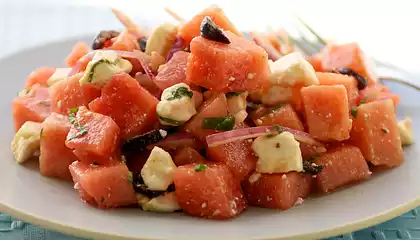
[1,36,419,240]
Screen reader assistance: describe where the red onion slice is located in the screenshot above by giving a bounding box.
[147,132,200,150]
[206,125,326,151]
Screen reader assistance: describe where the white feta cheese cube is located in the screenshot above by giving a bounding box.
[398,117,414,145]
[11,121,42,163]
[142,192,181,212]
[157,83,197,126]
[227,92,248,122]
[252,131,303,173]
[269,52,318,87]
[79,50,132,87]
[47,68,71,86]
[141,147,177,191]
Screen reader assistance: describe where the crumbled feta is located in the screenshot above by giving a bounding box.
[227,92,248,122]
[269,52,318,87]
[398,117,414,145]
[260,85,293,106]
[136,193,150,206]
[252,132,303,173]
[157,83,197,126]
[248,172,261,184]
[47,68,71,86]
[141,147,177,191]
[11,121,42,163]
[79,50,132,87]
[141,192,181,212]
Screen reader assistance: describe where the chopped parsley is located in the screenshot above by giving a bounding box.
[127,171,133,184]
[273,124,283,134]
[308,154,321,161]
[67,107,88,140]
[226,92,241,98]
[351,106,358,118]
[194,163,207,172]
[381,127,390,134]
[202,115,235,131]
[359,97,367,105]
[157,115,184,125]
[167,86,193,100]
[303,161,323,174]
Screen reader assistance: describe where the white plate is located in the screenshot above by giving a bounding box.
[0,37,419,240]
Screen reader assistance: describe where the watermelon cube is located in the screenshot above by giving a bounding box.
[12,84,51,131]
[317,72,359,107]
[313,145,370,192]
[69,161,137,208]
[319,43,378,84]
[89,72,159,140]
[173,162,247,219]
[187,32,270,92]
[254,104,304,131]
[184,93,228,141]
[50,73,101,115]
[155,51,190,90]
[40,113,76,180]
[25,67,55,88]
[350,99,403,167]
[65,106,120,160]
[207,123,257,181]
[173,147,206,166]
[243,171,313,210]
[179,5,242,44]
[301,85,351,141]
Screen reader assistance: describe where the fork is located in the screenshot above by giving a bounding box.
[284,15,420,91]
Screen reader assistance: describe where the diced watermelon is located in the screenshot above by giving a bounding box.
[173,147,206,166]
[69,161,137,208]
[206,123,257,181]
[254,104,305,131]
[243,171,312,210]
[350,99,403,167]
[12,84,51,131]
[25,67,56,88]
[184,93,228,141]
[174,162,247,219]
[359,84,400,107]
[300,143,323,160]
[301,85,351,141]
[317,72,359,107]
[313,145,370,192]
[40,113,76,180]
[306,56,324,72]
[50,73,101,115]
[65,41,89,67]
[73,149,121,166]
[179,5,242,44]
[155,51,190,90]
[65,106,120,159]
[108,29,139,52]
[319,43,378,84]
[89,72,159,140]
[187,32,270,92]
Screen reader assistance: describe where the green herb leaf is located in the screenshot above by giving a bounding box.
[202,115,235,131]
[359,97,367,105]
[226,92,241,98]
[167,86,193,100]
[308,154,321,161]
[67,107,88,140]
[303,160,323,174]
[69,107,79,113]
[381,127,390,134]
[351,106,358,118]
[88,59,114,83]
[194,163,207,172]
[273,124,283,134]
[157,115,184,125]
[127,171,133,184]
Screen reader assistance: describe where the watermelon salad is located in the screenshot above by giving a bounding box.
[10,5,415,220]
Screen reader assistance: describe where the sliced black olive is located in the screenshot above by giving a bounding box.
[122,128,167,154]
[334,68,368,90]
[137,36,147,52]
[200,16,231,44]
[132,173,174,198]
[302,160,323,174]
[91,30,120,50]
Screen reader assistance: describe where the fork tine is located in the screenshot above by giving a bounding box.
[287,36,313,56]
[294,14,327,46]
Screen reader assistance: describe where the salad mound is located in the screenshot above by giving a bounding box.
[10,5,413,219]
